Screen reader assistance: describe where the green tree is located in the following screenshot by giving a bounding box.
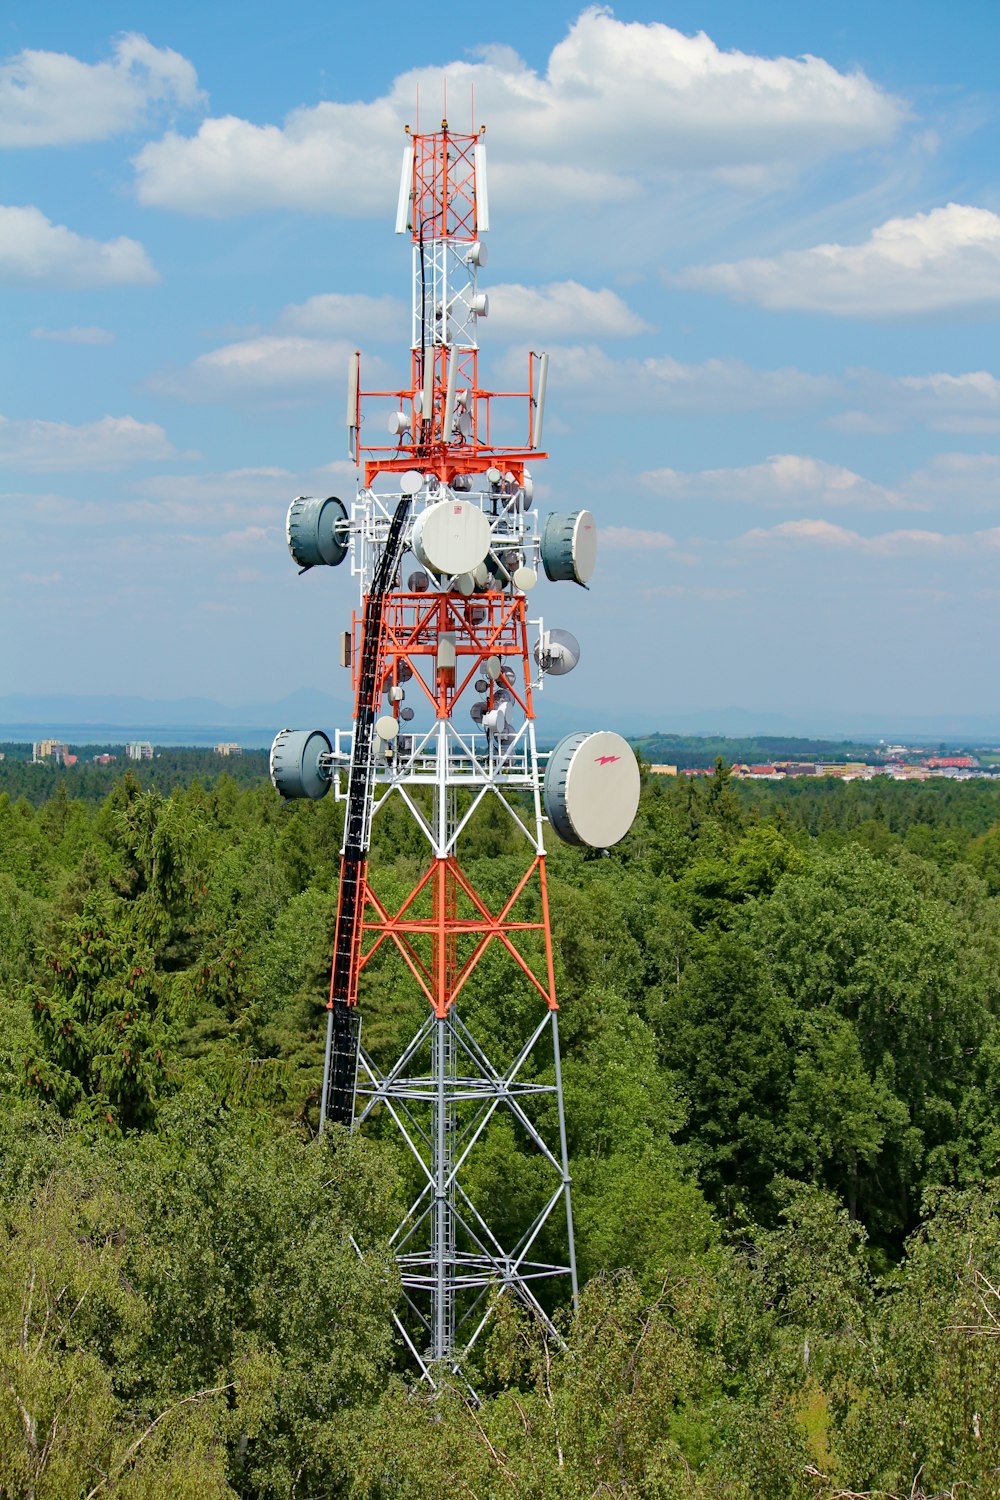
[24,894,168,1129]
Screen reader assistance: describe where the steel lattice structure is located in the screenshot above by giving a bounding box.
[272,120,637,1383]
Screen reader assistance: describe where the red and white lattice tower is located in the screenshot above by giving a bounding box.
[270,121,639,1382]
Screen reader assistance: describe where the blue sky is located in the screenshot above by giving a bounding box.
[3,1,1000,728]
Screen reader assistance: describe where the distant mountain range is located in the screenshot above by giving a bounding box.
[2,691,1000,748]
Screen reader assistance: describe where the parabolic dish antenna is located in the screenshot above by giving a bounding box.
[541,510,597,587]
[543,731,640,848]
[270,728,331,801]
[400,470,424,496]
[411,500,491,576]
[533,628,581,677]
[286,496,349,570]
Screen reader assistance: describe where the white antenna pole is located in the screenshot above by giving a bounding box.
[444,347,458,443]
[474,141,489,232]
[346,351,359,428]
[346,351,360,459]
[395,145,414,234]
[532,352,549,450]
[422,348,434,423]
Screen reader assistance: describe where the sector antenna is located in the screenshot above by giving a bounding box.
[270,120,639,1384]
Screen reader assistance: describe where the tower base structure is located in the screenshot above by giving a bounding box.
[356,1002,577,1379]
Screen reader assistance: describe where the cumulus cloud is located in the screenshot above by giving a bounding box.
[0,415,178,471]
[148,335,361,401]
[487,282,650,340]
[279,292,406,341]
[0,33,202,147]
[738,518,1000,555]
[0,205,157,287]
[148,334,393,405]
[676,203,1000,317]
[269,278,651,367]
[497,344,838,412]
[642,454,905,510]
[31,325,116,345]
[132,10,902,217]
[602,526,676,550]
[906,452,1000,507]
[832,368,1000,433]
[133,462,356,524]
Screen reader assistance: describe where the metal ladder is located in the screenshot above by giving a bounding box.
[323,497,411,1128]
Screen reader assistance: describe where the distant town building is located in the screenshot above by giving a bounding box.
[126,742,154,761]
[214,742,243,757]
[92,753,117,765]
[32,739,70,765]
[924,755,977,770]
[649,763,678,776]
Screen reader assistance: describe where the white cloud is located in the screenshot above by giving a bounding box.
[31,325,116,345]
[132,462,356,524]
[0,204,157,287]
[833,368,1000,434]
[132,10,902,217]
[498,344,838,412]
[738,518,1000,555]
[906,452,1000,507]
[642,454,905,510]
[280,293,406,341]
[676,203,1000,317]
[149,334,391,404]
[0,465,356,554]
[487,282,650,340]
[0,415,178,471]
[602,525,676,550]
[0,33,202,147]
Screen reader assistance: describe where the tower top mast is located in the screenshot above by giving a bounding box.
[349,121,548,488]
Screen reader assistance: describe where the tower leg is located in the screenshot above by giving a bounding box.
[319,1006,334,1134]
[551,1010,579,1306]
[431,1011,456,1362]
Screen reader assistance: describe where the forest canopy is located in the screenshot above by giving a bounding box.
[2,756,1000,1497]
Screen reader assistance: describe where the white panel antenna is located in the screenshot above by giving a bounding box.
[532,352,549,450]
[444,347,458,439]
[395,145,414,234]
[474,141,489,232]
[346,351,359,432]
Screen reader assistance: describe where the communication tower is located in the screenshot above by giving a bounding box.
[271,121,639,1382]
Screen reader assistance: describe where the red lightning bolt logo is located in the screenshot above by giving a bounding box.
[596,755,621,765]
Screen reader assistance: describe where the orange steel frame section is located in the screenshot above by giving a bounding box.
[357,855,558,1020]
[350,592,534,721]
[351,354,545,486]
[335,588,556,1021]
[412,125,477,242]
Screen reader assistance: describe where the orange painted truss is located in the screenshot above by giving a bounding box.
[354,855,558,1018]
[353,590,535,721]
